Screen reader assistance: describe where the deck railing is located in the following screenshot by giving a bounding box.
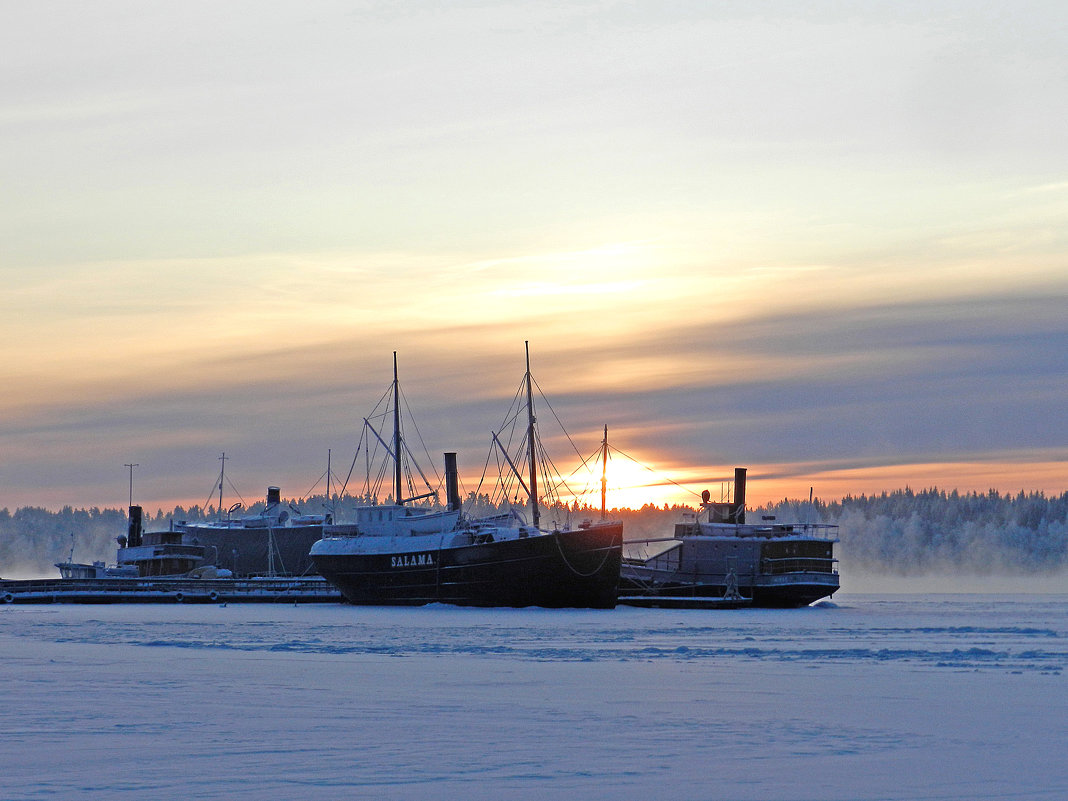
[761,556,838,575]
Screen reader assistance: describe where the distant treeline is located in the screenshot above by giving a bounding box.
[1,487,1065,579]
[755,488,1068,575]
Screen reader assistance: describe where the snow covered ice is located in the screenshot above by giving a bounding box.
[1,594,1065,800]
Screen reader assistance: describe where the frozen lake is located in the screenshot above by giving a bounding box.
[1,594,1065,800]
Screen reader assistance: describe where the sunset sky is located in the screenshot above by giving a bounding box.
[2,1,1066,513]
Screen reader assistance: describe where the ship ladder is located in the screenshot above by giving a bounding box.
[722,568,742,601]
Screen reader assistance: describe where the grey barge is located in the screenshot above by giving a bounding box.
[619,468,839,608]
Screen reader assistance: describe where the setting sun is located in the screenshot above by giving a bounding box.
[553,447,708,512]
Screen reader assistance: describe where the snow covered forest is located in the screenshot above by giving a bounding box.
[1,487,1065,579]
[758,488,1068,576]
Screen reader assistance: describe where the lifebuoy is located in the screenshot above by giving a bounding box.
[1,592,13,603]
[209,591,219,602]
[174,592,184,603]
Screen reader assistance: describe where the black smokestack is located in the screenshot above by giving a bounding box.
[267,487,281,506]
[733,468,747,524]
[444,453,461,512]
[127,505,143,547]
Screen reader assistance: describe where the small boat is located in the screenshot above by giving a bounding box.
[310,347,623,608]
[55,560,138,579]
[49,530,135,578]
[116,506,214,577]
[619,468,839,608]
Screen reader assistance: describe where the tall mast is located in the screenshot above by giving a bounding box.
[393,352,403,506]
[600,425,608,521]
[525,341,539,527]
[218,452,227,520]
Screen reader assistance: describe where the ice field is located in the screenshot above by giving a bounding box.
[1,594,1065,800]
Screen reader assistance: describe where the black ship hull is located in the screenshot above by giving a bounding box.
[312,522,623,608]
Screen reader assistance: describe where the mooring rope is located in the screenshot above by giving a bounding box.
[553,529,617,578]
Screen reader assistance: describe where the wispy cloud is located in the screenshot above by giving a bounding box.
[2,2,1067,509]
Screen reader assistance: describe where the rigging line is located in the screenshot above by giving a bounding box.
[366,381,393,418]
[398,385,443,488]
[390,388,426,503]
[487,398,529,499]
[268,531,288,576]
[201,483,218,514]
[402,438,444,496]
[338,434,365,499]
[537,442,603,505]
[372,440,392,494]
[473,433,497,498]
[575,443,605,500]
[371,464,390,502]
[200,472,248,513]
[528,421,575,507]
[299,466,345,505]
[541,448,579,509]
[553,441,605,501]
[565,443,638,505]
[497,448,519,507]
[224,474,247,509]
[496,378,526,432]
[483,380,525,464]
[494,444,523,509]
[356,420,392,501]
[531,433,553,502]
[492,432,532,501]
[364,417,397,464]
[491,446,511,495]
[201,463,227,513]
[298,469,328,503]
[496,397,524,453]
[405,469,416,505]
[529,374,590,468]
[606,444,704,500]
[454,468,471,508]
[481,400,527,501]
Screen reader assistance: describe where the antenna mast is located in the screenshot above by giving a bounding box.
[124,462,139,508]
[218,452,227,520]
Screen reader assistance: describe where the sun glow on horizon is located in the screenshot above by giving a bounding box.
[551,450,708,512]
[544,454,1068,515]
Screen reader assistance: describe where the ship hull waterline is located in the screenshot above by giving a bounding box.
[313,523,623,609]
[618,569,840,608]
[617,579,839,608]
